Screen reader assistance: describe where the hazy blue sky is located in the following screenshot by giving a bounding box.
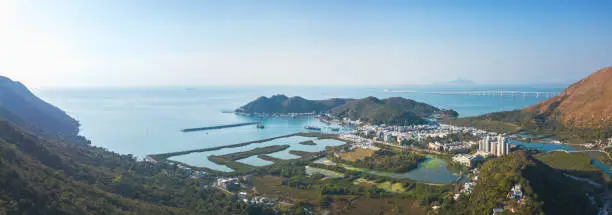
[1,0,611,87]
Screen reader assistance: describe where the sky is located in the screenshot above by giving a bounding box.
[1,0,611,88]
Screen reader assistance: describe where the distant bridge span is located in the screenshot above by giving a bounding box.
[384,89,560,98]
[424,90,559,97]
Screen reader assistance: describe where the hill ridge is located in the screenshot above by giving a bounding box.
[237,95,458,125]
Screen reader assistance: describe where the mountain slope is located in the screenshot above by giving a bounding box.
[0,76,82,142]
[441,151,599,215]
[0,117,248,214]
[0,77,248,214]
[525,67,612,130]
[446,66,612,141]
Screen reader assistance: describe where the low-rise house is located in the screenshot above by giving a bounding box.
[384,133,396,143]
[492,208,504,214]
[452,154,482,167]
[453,193,461,200]
[145,156,158,164]
[428,141,443,151]
[217,178,239,190]
[508,184,523,200]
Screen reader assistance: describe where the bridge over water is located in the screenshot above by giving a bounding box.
[424,90,559,98]
[385,89,560,98]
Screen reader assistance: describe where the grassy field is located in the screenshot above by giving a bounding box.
[353,178,375,189]
[336,197,426,215]
[353,178,406,193]
[305,166,344,178]
[250,176,320,202]
[339,148,375,162]
[586,151,612,167]
[534,151,611,183]
[535,152,599,171]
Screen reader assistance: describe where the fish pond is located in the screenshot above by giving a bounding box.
[511,140,612,175]
[314,156,463,184]
[168,135,346,172]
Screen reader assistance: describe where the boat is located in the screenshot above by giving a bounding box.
[330,127,340,132]
[304,126,322,131]
[256,123,265,129]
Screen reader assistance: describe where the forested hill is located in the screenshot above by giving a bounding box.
[237,95,458,126]
[440,151,599,215]
[445,66,612,142]
[330,97,456,125]
[0,76,248,214]
[236,94,351,114]
[0,76,82,142]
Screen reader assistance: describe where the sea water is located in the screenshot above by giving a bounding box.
[35,85,563,169]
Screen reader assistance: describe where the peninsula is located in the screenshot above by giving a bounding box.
[236,95,458,126]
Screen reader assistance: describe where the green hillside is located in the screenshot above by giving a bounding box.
[238,95,458,126]
[0,76,248,214]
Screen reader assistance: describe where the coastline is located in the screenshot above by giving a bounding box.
[149,133,301,161]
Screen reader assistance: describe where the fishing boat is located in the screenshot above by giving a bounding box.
[304,126,322,131]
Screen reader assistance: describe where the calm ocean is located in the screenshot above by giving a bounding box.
[35,85,564,159]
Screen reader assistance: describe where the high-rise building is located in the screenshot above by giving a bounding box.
[479,135,509,156]
[484,136,490,152]
[502,137,509,155]
[495,135,508,156]
[479,135,493,154]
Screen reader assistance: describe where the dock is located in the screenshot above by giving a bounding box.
[181,122,260,132]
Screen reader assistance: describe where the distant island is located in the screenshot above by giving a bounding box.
[439,78,476,86]
[236,95,458,126]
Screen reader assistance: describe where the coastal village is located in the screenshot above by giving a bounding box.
[135,82,612,214]
[147,112,527,214]
[3,1,612,214]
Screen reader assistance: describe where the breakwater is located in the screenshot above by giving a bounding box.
[181,122,259,132]
[149,133,301,160]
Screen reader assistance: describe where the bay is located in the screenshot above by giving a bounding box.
[34,85,562,165]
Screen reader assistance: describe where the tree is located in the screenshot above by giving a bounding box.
[319,194,330,208]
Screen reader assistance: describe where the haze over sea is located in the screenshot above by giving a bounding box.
[35,85,564,159]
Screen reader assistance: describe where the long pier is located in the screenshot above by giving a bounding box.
[181,122,260,132]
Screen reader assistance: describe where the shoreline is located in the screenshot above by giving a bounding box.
[149,132,340,161]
